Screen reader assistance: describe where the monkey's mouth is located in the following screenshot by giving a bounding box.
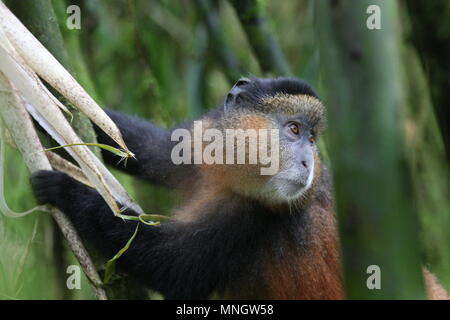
[277,178,309,200]
[262,169,314,202]
[279,167,314,198]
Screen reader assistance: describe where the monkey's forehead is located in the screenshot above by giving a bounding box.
[217,94,326,133]
[258,94,325,117]
[257,94,326,131]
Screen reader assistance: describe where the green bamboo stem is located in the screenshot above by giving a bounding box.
[229,0,290,76]
[316,0,425,299]
[402,46,450,290]
[406,1,450,161]
[186,24,209,117]
[194,0,243,82]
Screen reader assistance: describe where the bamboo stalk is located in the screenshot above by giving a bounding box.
[194,0,242,82]
[0,0,128,153]
[315,0,425,299]
[406,1,450,161]
[229,0,290,76]
[0,73,107,300]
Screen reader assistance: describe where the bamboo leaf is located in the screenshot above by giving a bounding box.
[118,213,170,226]
[104,223,140,284]
[0,1,129,152]
[43,143,135,160]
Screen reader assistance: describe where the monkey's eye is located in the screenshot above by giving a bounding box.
[288,123,300,135]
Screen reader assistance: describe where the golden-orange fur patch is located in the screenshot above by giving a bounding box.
[262,203,343,299]
[259,94,326,133]
[195,113,275,195]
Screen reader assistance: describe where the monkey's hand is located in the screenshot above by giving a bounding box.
[30,170,94,213]
[30,170,146,260]
[30,169,126,243]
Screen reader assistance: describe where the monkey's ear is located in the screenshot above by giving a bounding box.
[223,77,251,113]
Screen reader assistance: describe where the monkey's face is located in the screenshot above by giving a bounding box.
[252,94,325,203]
[211,93,325,204]
[262,118,317,202]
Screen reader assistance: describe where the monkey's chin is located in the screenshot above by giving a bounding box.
[278,180,310,201]
[259,178,311,204]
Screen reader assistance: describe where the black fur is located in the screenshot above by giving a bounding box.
[224,77,318,112]
[94,110,195,188]
[242,77,318,100]
[30,170,309,299]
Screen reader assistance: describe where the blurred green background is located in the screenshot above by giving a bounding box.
[0,0,449,299]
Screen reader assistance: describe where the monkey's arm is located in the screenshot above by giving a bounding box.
[30,170,236,299]
[95,110,194,188]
